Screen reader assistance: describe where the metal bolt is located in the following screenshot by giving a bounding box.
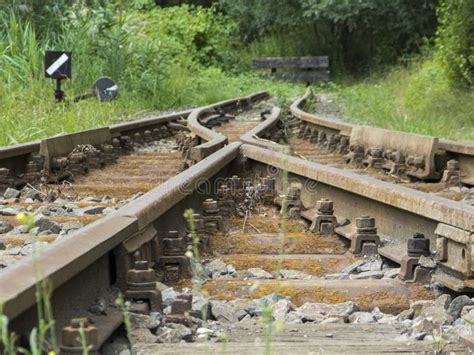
[447,159,459,170]
[355,216,376,229]
[407,233,431,257]
[316,198,333,213]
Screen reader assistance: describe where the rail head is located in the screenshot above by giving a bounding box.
[240,143,474,231]
[240,106,292,154]
[188,91,269,162]
[0,142,242,320]
[290,89,353,136]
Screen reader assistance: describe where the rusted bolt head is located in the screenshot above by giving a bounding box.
[372,149,383,158]
[167,231,179,239]
[393,151,405,163]
[134,260,148,270]
[71,318,89,328]
[407,233,431,257]
[288,187,301,199]
[316,199,333,212]
[356,216,375,229]
[447,159,459,170]
[202,199,218,211]
[413,155,425,167]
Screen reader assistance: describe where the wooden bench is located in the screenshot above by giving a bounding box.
[252,56,329,83]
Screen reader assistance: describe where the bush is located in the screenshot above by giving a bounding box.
[435,0,474,87]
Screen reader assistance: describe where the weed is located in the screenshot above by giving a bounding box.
[325,56,474,141]
[115,294,135,355]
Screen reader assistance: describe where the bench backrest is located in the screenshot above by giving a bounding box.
[252,56,329,70]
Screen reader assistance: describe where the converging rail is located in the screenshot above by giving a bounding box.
[0,90,473,353]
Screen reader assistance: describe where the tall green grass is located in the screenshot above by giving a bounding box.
[0,5,304,147]
[330,58,474,141]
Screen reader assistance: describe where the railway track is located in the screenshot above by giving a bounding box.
[0,91,473,354]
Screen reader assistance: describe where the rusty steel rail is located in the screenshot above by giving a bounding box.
[0,92,274,351]
[240,144,474,291]
[239,106,291,154]
[0,142,241,320]
[1,90,473,353]
[291,89,474,184]
[188,91,269,161]
[0,109,192,188]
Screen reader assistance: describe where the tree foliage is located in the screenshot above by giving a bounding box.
[219,0,438,73]
[435,0,474,87]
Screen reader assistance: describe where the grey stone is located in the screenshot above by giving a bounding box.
[81,196,102,203]
[414,305,452,327]
[279,269,313,280]
[418,255,437,269]
[349,271,384,280]
[295,301,357,322]
[210,300,247,323]
[83,206,106,215]
[435,294,452,310]
[226,264,236,274]
[377,315,397,324]
[3,246,21,255]
[412,318,436,334]
[448,295,473,319]
[156,325,188,343]
[130,328,157,343]
[461,309,474,323]
[348,312,377,324]
[356,257,383,272]
[325,273,350,280]
[20,241,49,256]
[410,300,435,318]
[248,293,281,316]
[461,305,474,317]
[37,206,51,216]
[155,282,169,292]
[247,267,274,279]
[102,207,115,215]
[204,259,228,277]
[129,313,160,330]
[196,327,214,338]
[89,298,107,315]
[397,308,414,321]
[0,221,13,234]
[20,187,41,201]
[285,311,303,324]
[341,260,365,274]
[273,299,292,320]
[383,268,401,279]
[412,332,427,341]
[61,221,84,232]
[11,224,30,234]
[35,217,61,234]
[161,287,178,306]
[235,270,253,279]
[320,317,344,324]
[3,188,20,199]
[0,207,19,216]
[191,293,210,319]
[371,307,385,321]
[101,335,130,355]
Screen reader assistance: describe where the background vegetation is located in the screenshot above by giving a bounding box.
[0,0,472,146]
